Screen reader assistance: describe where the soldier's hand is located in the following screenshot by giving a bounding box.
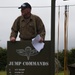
[10,37,16,42]
[39,37,44,43]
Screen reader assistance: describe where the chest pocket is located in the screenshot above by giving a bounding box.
[25,21,36,34]
[18,16,37,36]
[28,22,35,29]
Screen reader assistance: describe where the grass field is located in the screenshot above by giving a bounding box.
[0,71,64,75]
[0,71,6,75]
[55,71,64,75]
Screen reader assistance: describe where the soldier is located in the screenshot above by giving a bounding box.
[10,2,46,42]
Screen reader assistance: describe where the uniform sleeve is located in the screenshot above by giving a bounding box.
[10,17,20,38]
[36,16,46,40]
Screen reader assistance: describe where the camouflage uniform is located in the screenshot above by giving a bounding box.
[10,14,46,40]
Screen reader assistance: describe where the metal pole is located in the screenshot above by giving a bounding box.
[51,0,56,75]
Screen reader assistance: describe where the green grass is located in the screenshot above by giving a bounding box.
[0,71,64,75]
[55,71,64,75]
[58,71,64,75]
[0,71,6,75]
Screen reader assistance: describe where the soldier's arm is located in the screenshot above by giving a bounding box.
[10,17,20,41]
[36,16,46,41]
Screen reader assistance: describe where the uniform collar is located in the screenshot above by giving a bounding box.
[20,14,34,21]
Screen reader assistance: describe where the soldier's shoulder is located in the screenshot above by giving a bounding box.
[32,14,41,20]
[17,16,22,20]
[32,14,39,18]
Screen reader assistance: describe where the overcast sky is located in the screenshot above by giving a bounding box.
[0,0,75,51]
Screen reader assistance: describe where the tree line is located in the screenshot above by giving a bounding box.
[55,48,75,67]
[0,47,7,70]
[0,47,75,70]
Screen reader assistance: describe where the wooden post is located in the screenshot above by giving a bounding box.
[64,5,69,75]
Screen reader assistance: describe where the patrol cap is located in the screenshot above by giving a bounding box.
[18,2,31,9]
